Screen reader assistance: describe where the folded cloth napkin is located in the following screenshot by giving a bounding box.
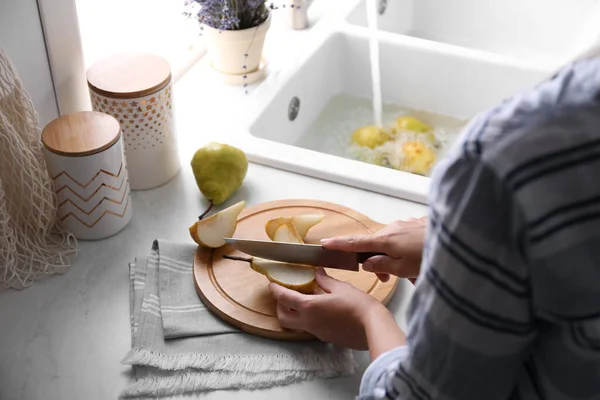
[120,239,356,398]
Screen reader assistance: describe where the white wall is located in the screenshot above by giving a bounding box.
[0,0,59,128]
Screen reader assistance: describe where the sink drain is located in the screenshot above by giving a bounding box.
[378,0,387,15]
[288,96,300,121]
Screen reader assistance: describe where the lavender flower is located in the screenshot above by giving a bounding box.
[186,0,270,31]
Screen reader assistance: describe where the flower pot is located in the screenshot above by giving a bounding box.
[203,14,271,75]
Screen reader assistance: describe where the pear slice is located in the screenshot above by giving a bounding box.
[189,200,245,248]
[251,258,316,294]
[265,217,293,241]
[265,214,325,240]
[273,222,304,243]
[223,254,316,294]
[292,214,325,238]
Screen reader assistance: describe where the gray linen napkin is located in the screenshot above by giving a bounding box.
[120,239,356,398]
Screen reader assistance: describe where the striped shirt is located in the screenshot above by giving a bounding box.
[358,55,600,400]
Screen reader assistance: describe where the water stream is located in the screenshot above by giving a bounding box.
[366,0,383,128]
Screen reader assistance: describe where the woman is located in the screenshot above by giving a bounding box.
[269,46,600,399]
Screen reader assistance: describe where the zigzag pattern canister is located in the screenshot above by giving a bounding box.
[87,53,180,191]
[42,111,133,240]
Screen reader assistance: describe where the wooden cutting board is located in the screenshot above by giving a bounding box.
[193,199,399,341]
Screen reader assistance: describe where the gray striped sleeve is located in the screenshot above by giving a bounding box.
[360,152,536,400]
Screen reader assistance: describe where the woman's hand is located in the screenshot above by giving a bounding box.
[321,217,426,282]
[269,268,405,358]
[269,268,381,350]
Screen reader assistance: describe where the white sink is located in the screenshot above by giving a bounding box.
[346,0,600,68]
[241,26,551,204]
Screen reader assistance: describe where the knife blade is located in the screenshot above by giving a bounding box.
[223,238,385,271]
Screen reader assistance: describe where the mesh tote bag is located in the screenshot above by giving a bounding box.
[0,45,78,289]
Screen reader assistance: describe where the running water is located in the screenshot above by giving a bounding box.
[366,0,383,128]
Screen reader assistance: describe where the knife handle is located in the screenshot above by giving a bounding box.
[356,252,388,263]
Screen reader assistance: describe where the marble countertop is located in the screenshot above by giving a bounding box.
[0,4,428,398]
[0,161,425,400]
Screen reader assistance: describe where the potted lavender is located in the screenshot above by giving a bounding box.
[185,0,271,76]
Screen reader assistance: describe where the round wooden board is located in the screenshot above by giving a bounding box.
[193,199,398,341]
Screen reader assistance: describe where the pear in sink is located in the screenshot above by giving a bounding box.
[351,125,393,149]
[265,214,324,241]
[223,255,316,294]
[393,116,435,144]
[396,141,436,176]
[394,116,431,133]
[189,200,246,248]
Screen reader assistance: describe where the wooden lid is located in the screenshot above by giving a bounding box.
[42,111,121,157]
[86,53,171,99]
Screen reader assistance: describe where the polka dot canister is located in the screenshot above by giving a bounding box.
[86,53,180,190]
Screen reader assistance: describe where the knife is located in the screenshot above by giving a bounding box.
[223,237,386,271]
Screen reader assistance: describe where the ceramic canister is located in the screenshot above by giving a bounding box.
[41,111,133,240]
[86,53,180,190]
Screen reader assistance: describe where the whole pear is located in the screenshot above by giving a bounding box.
[190,142,248,205]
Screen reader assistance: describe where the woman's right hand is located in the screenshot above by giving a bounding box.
[320,217,427,282]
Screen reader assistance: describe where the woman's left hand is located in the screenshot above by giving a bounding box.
[268,267,389,350]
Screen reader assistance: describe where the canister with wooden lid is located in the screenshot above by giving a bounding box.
[86,53,180,190]
[41,111,133,240]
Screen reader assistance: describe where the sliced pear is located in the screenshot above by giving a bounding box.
[265,214,325,240]
[251,258,316,294]
[265,217,292,241]
[292,214,325,238]
[273,222,304,243]
[189,200,245,248]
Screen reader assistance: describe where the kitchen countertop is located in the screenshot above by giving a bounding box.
[0,5,428,398]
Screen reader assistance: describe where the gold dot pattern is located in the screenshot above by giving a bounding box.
[90,84,174,153]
